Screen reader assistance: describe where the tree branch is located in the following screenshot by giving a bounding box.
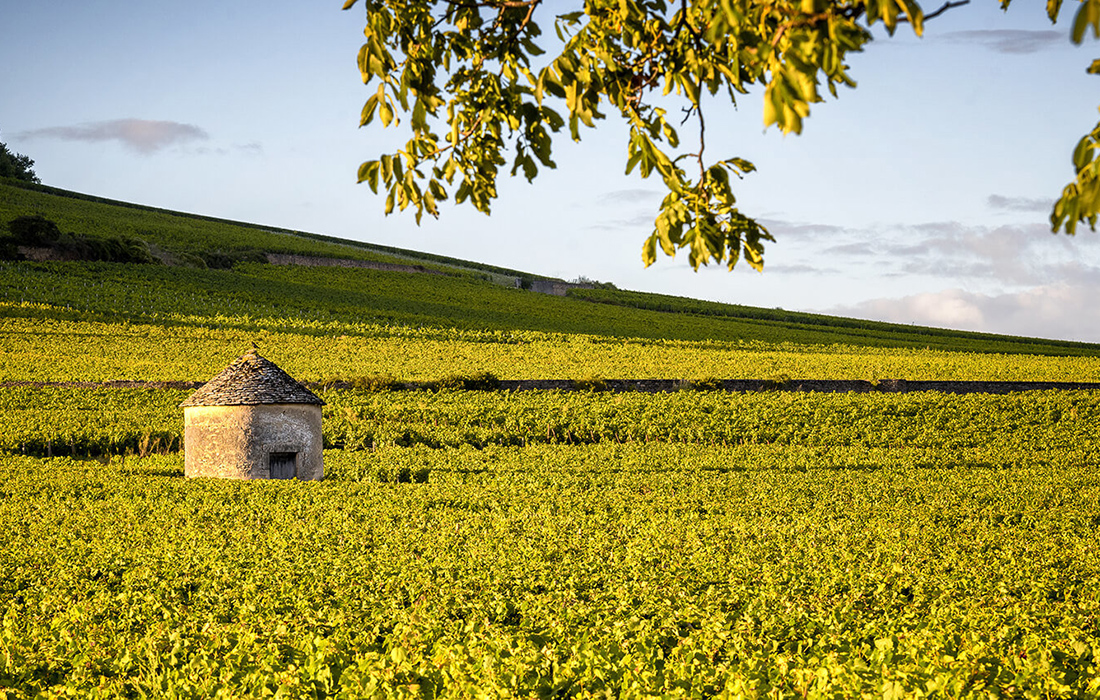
[696,104,706,182]
[923,0,970,22]
[897,0,971,26]
[771,11,832,47]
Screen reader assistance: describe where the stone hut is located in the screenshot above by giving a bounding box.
[180,349,325,480]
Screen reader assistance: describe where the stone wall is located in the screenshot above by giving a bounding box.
[183,403,324,480]
[16,246,79,262]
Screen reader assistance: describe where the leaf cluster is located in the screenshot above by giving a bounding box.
[348,0,1100,268]
[1048,0,1100,233]
[344,0,943,271]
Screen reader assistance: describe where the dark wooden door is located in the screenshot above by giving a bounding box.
[269,452,297,479]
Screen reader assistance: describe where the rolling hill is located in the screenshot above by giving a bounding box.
[3,176,1097,361]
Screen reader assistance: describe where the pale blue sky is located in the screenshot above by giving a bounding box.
[3,1,1100,341]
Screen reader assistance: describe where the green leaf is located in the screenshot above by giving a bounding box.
[1048,0,1065,22]
[379,99,395,128]
[1073,136,1095,172]
[412,99,428,130]
[358,160,380,193]
[360,95,379,126]
[428,179,447,201]
[1072,0,1100,43]
[642,233,658,267]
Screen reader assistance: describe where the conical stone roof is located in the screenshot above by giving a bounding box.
[180,349,325,407]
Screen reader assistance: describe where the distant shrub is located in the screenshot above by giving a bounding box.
[173,251,209,268]
[323,449,430,483]
[8,215,61,246]
[78,235,158,264]
[572,275,618,290]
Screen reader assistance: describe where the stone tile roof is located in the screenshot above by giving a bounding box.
[180,349,325,407]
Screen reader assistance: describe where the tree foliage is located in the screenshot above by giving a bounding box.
[346,0,1100,271]
[0,134,40,184]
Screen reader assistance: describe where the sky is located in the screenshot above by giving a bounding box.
[2,1,1100,342]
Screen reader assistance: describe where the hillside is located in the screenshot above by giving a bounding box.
[2,176,1099,363]
[0,178,551,280]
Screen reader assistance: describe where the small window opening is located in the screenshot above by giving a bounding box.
[269,452,297,479]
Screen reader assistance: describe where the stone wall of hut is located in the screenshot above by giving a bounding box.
[183,403,324,480]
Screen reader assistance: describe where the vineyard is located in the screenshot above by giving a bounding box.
[1,182,1099,696]
[4,385,1100,458]
[3,441,1099,697]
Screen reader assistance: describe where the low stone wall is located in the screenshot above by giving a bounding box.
[16,246,79,262]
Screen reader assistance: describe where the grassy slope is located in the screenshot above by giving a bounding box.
[2,177,1099,360]
[0,179,550,280]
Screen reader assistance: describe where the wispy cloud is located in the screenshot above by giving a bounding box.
[760,220,849,240]
[192,141,265,157]
[589,190,663,230]
[768,263,834,275]
[941,29,1064,54]
[19,118,209,154]
[895,223,1095,285]
[801,221,1093,287]
[599,189,660,205]
[587,211,657,231]
[988,194,1052,212]
[822,241,878,257]
[827,283,1100,343]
